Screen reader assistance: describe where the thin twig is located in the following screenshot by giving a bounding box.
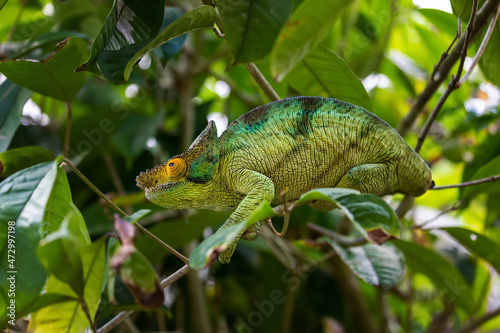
[63,103,73,158]
[452,306,500,333]
[281,272,300,333]
[134,223,189,264]
[459,6,500,86]
[307,222,367,247]
[244,63,281,101]
[97,265,191,333]
[414,0,479,153]
[411,202,463,230]
[397,0,500,137]
[63,158,127,217]
[431,175,500,190]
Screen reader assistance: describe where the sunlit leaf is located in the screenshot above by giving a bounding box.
[42,165,90,244]
[0,160,59,321]
[189,201,275,269]
[124,5,217,81]
[218,0,292,63]
[0,146,54,178]
[37,218,85,297]
[287,46,373,111]
[0,38,87,102]
[77,0,164,83]
[444,227,500,273]
[393,239,474,313]
[0,79,32,152]
[125,209,151,225]
[270,0,350,81]
[297,188,400,243]
[29,238,107,332]
[326,239,405,289]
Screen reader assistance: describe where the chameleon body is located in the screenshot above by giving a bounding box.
[136,97,432,263]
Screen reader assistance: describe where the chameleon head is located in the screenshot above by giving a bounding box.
[136,121,220,209]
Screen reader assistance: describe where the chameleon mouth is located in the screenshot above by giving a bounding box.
[136,163,169,190]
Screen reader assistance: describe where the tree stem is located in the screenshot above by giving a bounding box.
[244,63,281,101]
[431,175,500,190]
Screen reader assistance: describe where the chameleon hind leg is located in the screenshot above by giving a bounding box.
[217,169,275,263]
[309,163,397,212]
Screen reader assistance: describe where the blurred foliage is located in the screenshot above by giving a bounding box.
[1,0,500,332]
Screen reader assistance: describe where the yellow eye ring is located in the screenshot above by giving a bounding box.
[166,158,187,180]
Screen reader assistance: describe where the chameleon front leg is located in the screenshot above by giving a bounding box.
[309,163,397,211]
[217,169,275,263]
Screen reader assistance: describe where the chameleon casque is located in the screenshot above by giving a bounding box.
[136,97,433,263]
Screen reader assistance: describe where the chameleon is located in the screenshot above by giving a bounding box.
[136,97,432,263]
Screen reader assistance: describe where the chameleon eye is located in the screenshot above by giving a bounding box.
[166,158,187,179]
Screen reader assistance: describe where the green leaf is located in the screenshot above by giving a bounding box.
[0,160,58,320]
[478,21,500,86]
[297,188,400,243]
[77,0,164,83]
[0,38,87,102]
[218,0,292,63]
[270,0,351,82]
[0,146,54,178]
[0,79,32,152]
[326,240,405,289]
[37,218,85,297]
[124,5,217,81]
[29,238,107,332]
[393,239,474,313]
[125,209,151,224]
[444,227,500,273]
[42,165,91,244]
[114,246,164,309]
[287,46,373,111]
[189,201,275,269]
[461,155,500,200]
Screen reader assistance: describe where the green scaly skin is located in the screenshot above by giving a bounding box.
[137,97,433,263]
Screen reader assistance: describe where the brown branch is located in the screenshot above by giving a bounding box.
[414,0,479,153]
[244,63,281,102]
[307,222,367,247]
[431,175,500,190]
[397,0,500,137]
[452,306,500,333]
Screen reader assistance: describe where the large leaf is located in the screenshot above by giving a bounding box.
[270,0,351,82]
[0,38,87,102]
[444,227,500,273]
[478,21,500,86]
[77,0,164,83]
[0,146,54,178]
[123,5,217,81]
[42,165,90,244]
[326,239,405,289]
[461,155,500,200]
[29,238,107,333]
[189,201,275,269]
[0,79,32,152]
[297,188,400,243]
[0,160,59,321]
[217,0,292,63]
[393,239,474,313]
[287,46,373,111]
[37,218,85,297]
